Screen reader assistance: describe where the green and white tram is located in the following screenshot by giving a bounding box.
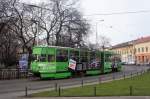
[30,46,122,79]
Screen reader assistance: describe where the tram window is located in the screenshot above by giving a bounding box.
[90,52,96,59]
[70,50,78,56]
[69,50,79,62]
[74,51,79,57]
[90,56,95,61]
[56,55,68,62]
[75,57,80,62]
[96,53,101,59]
[48,55,55,62]
[81,57,88,62]
[80,51,87,57]
[57,49,68,55]
[56,49,68,62]
[32,54,37,61]
[105,54,111,62]
[39,54,47,62]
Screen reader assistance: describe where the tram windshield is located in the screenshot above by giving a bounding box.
[32,54,46,62]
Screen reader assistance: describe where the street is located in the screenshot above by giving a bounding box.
[0,65,149,99]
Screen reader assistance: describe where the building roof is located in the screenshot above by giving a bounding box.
[111,36,150,49]
[134,36,150,44]
[111,40,134,49]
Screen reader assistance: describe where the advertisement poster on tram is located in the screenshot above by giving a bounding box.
[89,58,100,68]
[68,59,76,70]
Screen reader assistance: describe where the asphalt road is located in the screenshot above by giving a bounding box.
[0,65,149,99]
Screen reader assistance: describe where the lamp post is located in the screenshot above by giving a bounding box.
[28,4,41,46]
[31,19,39,46]
[95,20,104,47]
[37,22,39,46]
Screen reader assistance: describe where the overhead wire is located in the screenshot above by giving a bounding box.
[84,10,150,16]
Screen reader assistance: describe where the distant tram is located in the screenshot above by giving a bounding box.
[30,46,122,79]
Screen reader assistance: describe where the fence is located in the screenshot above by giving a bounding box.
[56,86,150,96]
[24,69,149,97]
[0,69,28,80]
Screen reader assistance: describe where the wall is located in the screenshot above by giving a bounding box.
[112,45,135,64]
[134,42,150,65]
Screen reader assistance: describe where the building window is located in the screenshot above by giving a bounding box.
[138,48,140,53]
[146,47,148,52]
[142,47,144,52]
[130,50,132,54]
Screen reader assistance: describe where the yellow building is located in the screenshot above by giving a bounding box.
[134,36,150,65]
[111,41,135,64]
[111,36,150,65]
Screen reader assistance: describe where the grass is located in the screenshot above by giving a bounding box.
[31,71,150,96]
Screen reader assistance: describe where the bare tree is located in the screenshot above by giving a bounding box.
[0,0,39,67]
[35,0,90,47]
[98,35,111,51]
[0,0,20,67]
[0,0,90,67]
[0,24,19,67]
[86,35,111,51]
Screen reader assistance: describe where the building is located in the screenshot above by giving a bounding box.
[111,36,150,65]
[134,36,150,65]
[111,40,135,64]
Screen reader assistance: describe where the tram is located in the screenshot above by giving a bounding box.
[30,46,122,79]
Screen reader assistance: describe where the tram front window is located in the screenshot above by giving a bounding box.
[32,54,37,61]
[32,54,47,62]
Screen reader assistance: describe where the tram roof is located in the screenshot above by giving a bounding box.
[33,45,115,53]
[34,45,84,50]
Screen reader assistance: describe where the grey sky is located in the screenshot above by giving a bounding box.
[22,0,150,45]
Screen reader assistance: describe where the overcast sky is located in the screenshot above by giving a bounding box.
[22,0,150,45]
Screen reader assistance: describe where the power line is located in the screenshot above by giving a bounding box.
[22,2,150,16]
[84,10,150,16]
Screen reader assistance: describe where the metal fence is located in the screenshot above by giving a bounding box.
[24,69,149,97]
[0,69,28,80]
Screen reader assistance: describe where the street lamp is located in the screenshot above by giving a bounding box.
[95,19,104,46]
[28,4,41,46]
[31,19,39,46]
